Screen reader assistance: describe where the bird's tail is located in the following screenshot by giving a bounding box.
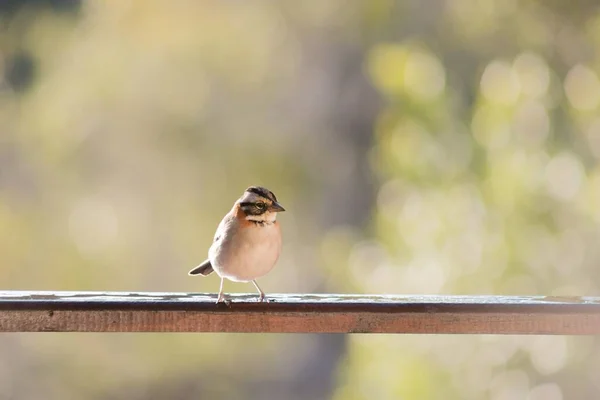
[188,259,214,276]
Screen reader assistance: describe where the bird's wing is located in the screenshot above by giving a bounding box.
[212,211,237,244]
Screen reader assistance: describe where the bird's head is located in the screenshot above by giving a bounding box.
[238,186,285,223]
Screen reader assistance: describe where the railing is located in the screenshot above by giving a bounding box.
[1,291,599,334]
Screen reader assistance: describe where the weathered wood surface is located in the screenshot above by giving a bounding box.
[1,291,599,334]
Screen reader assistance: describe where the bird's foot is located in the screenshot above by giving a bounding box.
[216,294,231,306]
[258,294,270,303]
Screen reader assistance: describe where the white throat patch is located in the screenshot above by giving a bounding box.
[246,211,277,224]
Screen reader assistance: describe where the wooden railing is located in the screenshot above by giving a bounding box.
[1,291,599,334]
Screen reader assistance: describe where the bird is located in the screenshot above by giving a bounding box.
[188,186,285,304]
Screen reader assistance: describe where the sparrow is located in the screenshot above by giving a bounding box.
[188,186,285,303]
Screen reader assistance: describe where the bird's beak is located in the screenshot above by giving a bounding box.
[269,201,286,212]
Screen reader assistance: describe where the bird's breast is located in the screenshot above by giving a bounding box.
[209,221,282,282]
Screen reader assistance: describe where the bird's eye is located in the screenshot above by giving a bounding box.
[255,202,266,210]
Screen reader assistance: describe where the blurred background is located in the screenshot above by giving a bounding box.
[1,0,600,399]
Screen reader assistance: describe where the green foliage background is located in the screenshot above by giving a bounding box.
[1,1,600,399]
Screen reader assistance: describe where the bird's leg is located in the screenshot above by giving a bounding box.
[252,280,268,302]
[216,277,229,305]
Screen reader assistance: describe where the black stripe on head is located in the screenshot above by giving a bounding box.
[239,201,267,216]
[246,186,277,202]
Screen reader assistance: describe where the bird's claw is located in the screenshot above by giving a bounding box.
[258,294,270,303]
[216,295,231,306]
